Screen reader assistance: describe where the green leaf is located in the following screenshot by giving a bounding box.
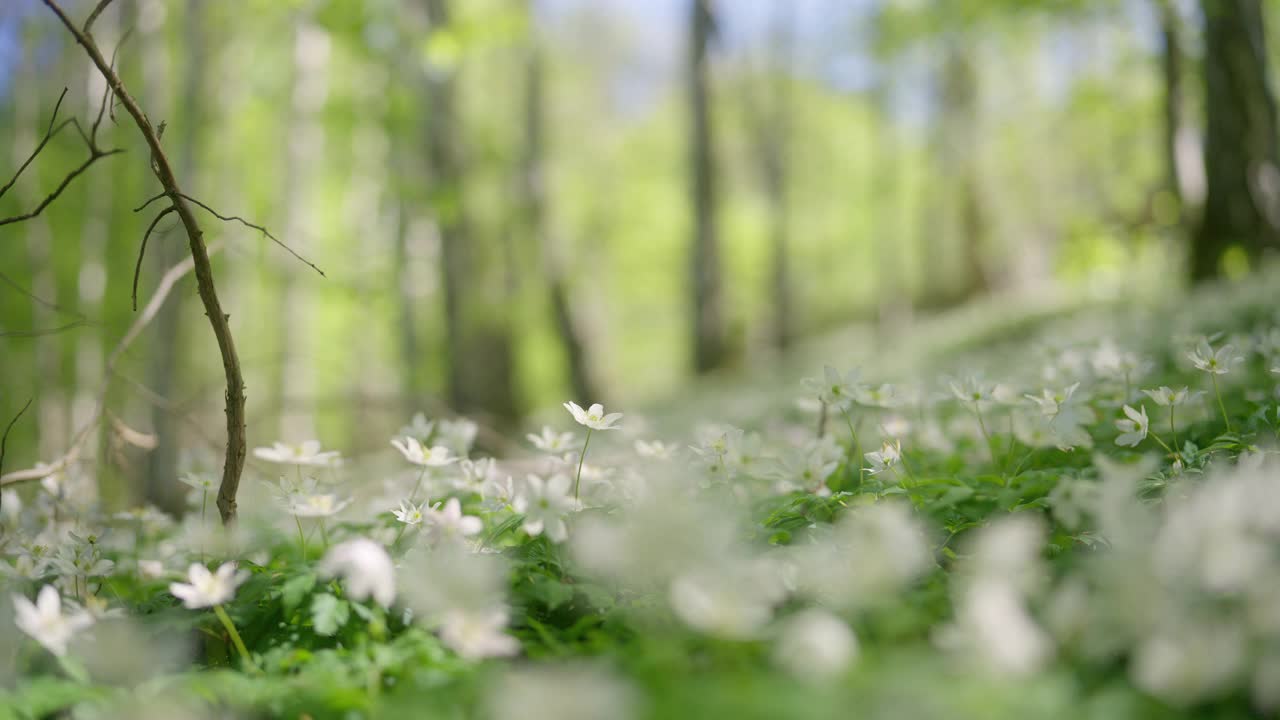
[311,593,350,636]
[280,573,316,611]
[526,574,575,610]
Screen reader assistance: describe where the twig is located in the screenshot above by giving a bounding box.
[0,269,86,318]
[93,27,132,138]
[0,88,71,200]
[0,320,89,338]
[0,148,125,227]
[0,399,33,513]
[133,191,167,212]
[1,245,221,489]
[83,0,115,33]
[178,193,326,277]
[45,0,248,524]
[133,205,177,310]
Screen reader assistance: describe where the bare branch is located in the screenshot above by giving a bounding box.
[178,193,326,278]
[133,205,176,310]
[0,147,125,227]
[0,269,86,318]
[1,245,221,489]
[133,191,167,213]
[0,398,33,489]
[83,0,116,33]
[0,320,89,338]
[45,0,249,524]
[93,27,132,139]
[0,88,70,201]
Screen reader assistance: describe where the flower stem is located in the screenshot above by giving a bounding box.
[841,408,863,480]
[1149,431,1174,455]
[1211,374,1232,433]
[319,519,329,549]
[974,405,997,466]
[573,428,593,500]
[1169,406,1179,450]
[55,653,89,683]
[295,514,307,557]
[408,466,428,504]
[200,490,207,562]
[213,604,259,672]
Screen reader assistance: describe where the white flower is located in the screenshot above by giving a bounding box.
[438,607,520,660]
[864,439,902,475]
[527,426,577,453]
[950,376,996,409]
[669,560,786,639]
[1025,383,1079,418]
[1142,386,1195,407]
[138,559,165,579]
[513,474,576,543]
[390,436,458,467]
[178,473,215,491]
[398,412,435,442]
[1188,340,1243,375]
[424,498,484,545]
[12,585,93,657]
[803,366,862,409]
[481,474,517,511]
[453,458,497,495]
[1115,404,1149,447]
[880,416,911,438]
[1091,339,1146,379]
[252,440,341,467]
[776,449,837,495]
[320,538,396,608]
[436,418,479,456]
[291,493,351,518]
[635,439,676,459]
[563,402,623,431]
[393,500,426,525]
[1,489,20,521]
[854,383,902,409]
[169,562,248,609]
[773,608,858,680]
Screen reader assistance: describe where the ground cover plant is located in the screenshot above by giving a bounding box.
[2,271,1279,720]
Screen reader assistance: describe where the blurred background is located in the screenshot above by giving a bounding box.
[1,0,1277,506]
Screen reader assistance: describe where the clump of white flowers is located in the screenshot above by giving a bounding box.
[170,562,247,609]
[253,440,341,467]
[13,585,93,657]
[319,538,395,608]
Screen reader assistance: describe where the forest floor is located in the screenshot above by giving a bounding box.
[2,272,1278,719]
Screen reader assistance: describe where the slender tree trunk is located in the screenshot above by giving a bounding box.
[144,0,204,513]
[424,0,518,423]
[13,66,63,461]
[1158,0,1185,212]
[688,0,726,373]
[760,1,794,351]
[942,37,989,298]
[1191,0,1280,281]
[275,17,328,440]
[520,16,600,403]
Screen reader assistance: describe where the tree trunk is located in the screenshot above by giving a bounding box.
[1157,0,1185,212]
[942,37,989,299]
[274,15,327,441]
[144,0,204,514]
[688,0,726,373]
[424,0,519,423]
[520,18,601,403]
[759,1,795,351]
[1191,0,1280,281]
